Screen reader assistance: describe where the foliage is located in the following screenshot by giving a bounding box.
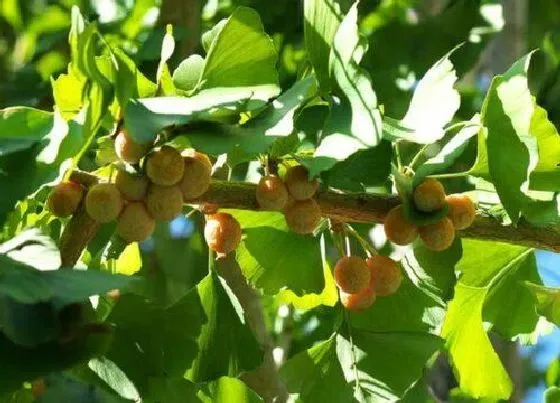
[1,0,560,401]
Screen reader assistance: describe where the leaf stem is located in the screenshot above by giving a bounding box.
[345,224,376,257]
[427,171,469,180]
[343,309,364,400]
[408,144,430,170]
[394,141,403,170]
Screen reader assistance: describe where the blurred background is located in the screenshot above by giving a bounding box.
[2,0,560,401]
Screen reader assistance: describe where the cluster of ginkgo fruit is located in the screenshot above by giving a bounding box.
[47,127,214,244]
[255,165,322,234]
[384,178,476,251]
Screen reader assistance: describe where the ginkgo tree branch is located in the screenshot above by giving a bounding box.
[63,171,560,268]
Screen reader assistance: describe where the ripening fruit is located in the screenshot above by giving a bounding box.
[285,165,319,201]
[145,184,183,221]
[340,289,376,311]
[146,145,185,186]
[47,181,83,217]
[85,183,123,223]
[114,128,150,164]
[446,194,476,230]
[419,217,455,251]
[284,199,322,234]
[366,255,402,296]
[117,202,156,242]
[413,178,446,212]
[179,149,212,200]
[384,205,418,245]
[333,256,371,294]
[115,169,149,201]
[31,378,47,398]
[204,212,242,255]
[256,175,289,211]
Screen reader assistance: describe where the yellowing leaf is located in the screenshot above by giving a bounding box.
[116,243,141,275]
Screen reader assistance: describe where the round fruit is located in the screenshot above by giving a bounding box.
[446,194,476,230]
[333,256,371,294]
[256,175,289,211]
[419,217,455,251]
[284,199,322,234]
[145,184,183,221]
[117,202,156,242]
[413,178,446,212]
[31,378,47,398]
[114,128,150,164]
[366,255,402,296]
[179,149,212,200]
[47,181,83,217]
[146,145,185,186]
[340,289,376,311]
[115,169,148,201]
[384,205,418,245]
[204,212,242,255]
[285,165,319,200]
[85,183,123,223]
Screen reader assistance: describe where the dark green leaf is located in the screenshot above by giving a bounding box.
[197,377,263,403]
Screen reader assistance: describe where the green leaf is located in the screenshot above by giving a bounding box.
[399,49,461,144]
[0,107,54,155]
[107,273,261,394]
[51,71,86,120]
[324,140,391,192]
[478,53,537,224]
[173,54,206,92]
[303,0,349,91]
[198,7,279,97]
[197,377,263,403]
[413,117,480,185]
[157,25,175,84]
[112,48,157,108]
[545,386,560,403]
[229,210,324,296]
[88,357,140,402]
[402,238,462,305]
[442,284,512,400]
[327,3,382,149]
[145,377,197,402]
[280,337,353,402]
[528,104,560,191]
[38,373,127,403]
[524,282,560,324]
[336,330,442,401]
[0,254,135,305]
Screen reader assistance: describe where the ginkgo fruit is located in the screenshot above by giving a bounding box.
[145,184,183,221]
[285,165,319,200]
[179,149,212,200]
[114,128,150,164]
[256,175,289,211]
[284,199,322,234]
[117,202,156,242]
[85,183,123,223]
[146,145,185,186]
[47,181,83,217]
[384,205,418,245]
[413,178,446,212]
[446,194,476,230]
[339,289,376,311]
[31,378,47,398]
[204,212,242,255]
[115,169,149,201]
[419,217,455,251]
[333,256,371,294]
[366,255,402,296]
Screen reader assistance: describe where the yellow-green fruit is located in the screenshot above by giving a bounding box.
[340,289,376,311]
[413,178,446,212]
[283,199,322,234]
[145,184,183,221]
[333,256,371,294]
[446,194,476,230]
[179,149,212,200]
[146,146,185,186]
[419,217,455,251]
[47,181,83,217]
[366,255,402,296]
[114,128,150,164]
[285,165,319,201]
[115,169,149,201]
[204,212,242,255]
[256,175,289,211]
[117,202,156,242]
[383,205,418,245]
[85,183,123,223]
